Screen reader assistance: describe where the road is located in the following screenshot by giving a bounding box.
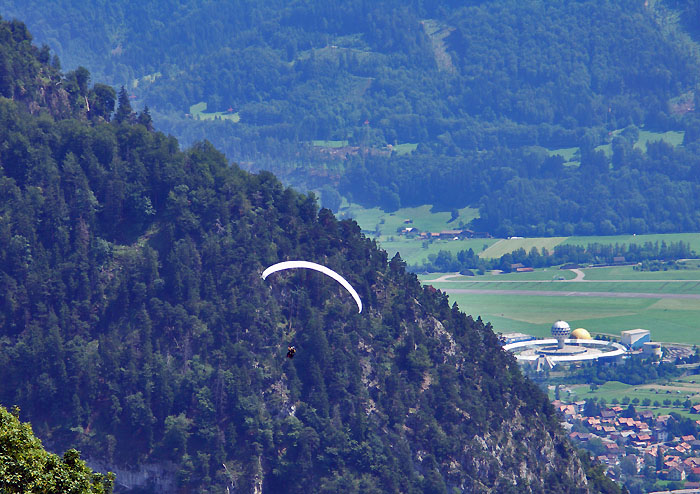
[440,288,700,299]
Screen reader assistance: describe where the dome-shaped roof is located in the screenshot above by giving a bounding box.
[571,328,592,340]
[551,320,571,337]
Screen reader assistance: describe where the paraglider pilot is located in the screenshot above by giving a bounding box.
[286,346,296,359]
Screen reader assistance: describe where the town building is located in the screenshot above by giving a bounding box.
[621,329,651,349]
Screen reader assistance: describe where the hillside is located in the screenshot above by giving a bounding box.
[2,0,700,236]
[0,18,625,493]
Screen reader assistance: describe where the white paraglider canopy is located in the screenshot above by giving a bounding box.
[262,261,363,313]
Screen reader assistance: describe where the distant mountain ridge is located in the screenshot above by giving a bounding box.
[0,16,626,493]
[3,1,700,235]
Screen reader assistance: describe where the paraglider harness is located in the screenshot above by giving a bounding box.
[286,346,296,359]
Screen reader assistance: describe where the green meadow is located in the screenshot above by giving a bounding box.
[477,233,700,259]
[548,146,580,167]
[391,142,418,155]
[581,262,700,281]
[189,101,240,122]
[548,128,685,166]
[553,380,700,418]
[634,129,685,152]
[341,203,700,344]
[337,203,492,264]
[421,264,700,344]
[312,140,349,147]
[440,291,700,344]
[480,237,568,258]
[425,268,577,281]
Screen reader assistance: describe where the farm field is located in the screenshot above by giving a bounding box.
[338,203,480,238]
[421,264,700,344]
[426,269,577,281]
[337,203,493,264]
[480,237,568,258]
[391,142,418,155]
[551,379,700,419]
[581,263,700,281]
[475,232,700,259]
[377,237,495,266]
[423,280,700,295]
[436,292,700,343]
[339,202,700,265]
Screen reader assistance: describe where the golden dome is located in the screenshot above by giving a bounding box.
[571,328,592,340]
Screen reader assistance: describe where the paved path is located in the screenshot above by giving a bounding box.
[441,288,700,299]
[569,268,585,281]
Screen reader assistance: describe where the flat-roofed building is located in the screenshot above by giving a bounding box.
[643,341,662,358]
[500,332,535,345]
[621,329,651,349]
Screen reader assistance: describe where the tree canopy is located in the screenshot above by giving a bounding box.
[0,406,114,494]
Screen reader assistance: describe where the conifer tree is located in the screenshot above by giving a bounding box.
[114,85,133,124]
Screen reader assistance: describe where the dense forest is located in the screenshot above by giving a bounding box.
[0,18,627,493]
[3,0,700,235]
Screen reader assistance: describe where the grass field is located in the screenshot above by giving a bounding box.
[547,128,685,167]
[378,237,496,266]
[475,233,700,259]
[552,380,700,418]
[312,140,349,147]
[548,147,580,167]
[337,203,493,265]
[338,203,480,237]
[422,280,700,295]
[581,263,700,281]
[391,143,418,155]
[634,129,685,152]
[425,269,577,281]
[480,237,568,258]
[440,292,700,343]
[189,101,240,122]
[340,201,700,262]
[422,264,700,344]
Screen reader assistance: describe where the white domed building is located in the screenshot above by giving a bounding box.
[502,320,626,369]
[551,320,571,349]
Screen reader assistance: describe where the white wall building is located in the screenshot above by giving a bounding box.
[621,329,650,349]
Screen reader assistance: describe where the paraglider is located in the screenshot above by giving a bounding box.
[262,261,363,313]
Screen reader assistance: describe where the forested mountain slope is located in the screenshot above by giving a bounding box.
[0,18,624,493]
[3,0,700,235]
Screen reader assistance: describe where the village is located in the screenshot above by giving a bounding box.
[555,395,700,492]
[398,219,492,241]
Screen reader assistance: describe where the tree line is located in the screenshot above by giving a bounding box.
[412,240,695,273]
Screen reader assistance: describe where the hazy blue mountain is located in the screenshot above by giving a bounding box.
[3,1,700,235]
